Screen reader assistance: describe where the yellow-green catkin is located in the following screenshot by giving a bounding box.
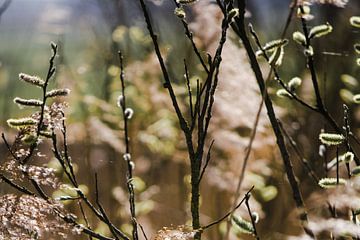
[350,16,360,28]
[318,178,346,188]
[341,74,358,88]
[343,151,354,163]
[19,73,45,88]
[276,89,292,99]
[45,89,70,98]
[262,39,288,52]
[174,7,186,19]
[319,133,345,146]
[288,77,302,92]
[354,44,360,54]
[269,46,285,66]
[228,8,239,21]
[352,166,360,176]
[353,94,360,104]
[293,31,306,46]
[7,118,37,128]
[177,0,198,5]
[309,23,333,39]
[13,97,43,107]
[231,216,254,235]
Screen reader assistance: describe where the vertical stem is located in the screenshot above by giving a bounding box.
[119,52,138,240]
[231,1,313,237]
[336,147,339,184]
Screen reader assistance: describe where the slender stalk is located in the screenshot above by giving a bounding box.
[118,51,138,240]
[245,194,260,240]
[227,1,313,237]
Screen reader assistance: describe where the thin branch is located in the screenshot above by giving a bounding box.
[184,59,194,118]
[0,174,35,195]
[95,173,120,240]
[228,1,312,235]
[119,51,139,240]
[22,43,58,165]
[202,186,254,230]
[172,0,210,74]
[245,194,260,240]
[299,6,324,111]
[278,121,319,183]
[248,24,317,112]
[198,140,214,184]
[138,222,149,240]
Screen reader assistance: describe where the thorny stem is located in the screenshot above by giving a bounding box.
[118,51,139,240]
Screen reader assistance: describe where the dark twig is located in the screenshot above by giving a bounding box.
[22,43,58,165]
[245,194,260,240]
[202,186,254,230]
[95,173,120,240]
[278,121,319,183]
[184,60,194,118]
[139,1,231,238]
[138,222,149,240]
[336,147,339,184]
[299,6,324,111]
[226,1,313,236]
[118,51,139,240]
[0,174,34,195]
[172,0,210,74]
[198,140,214,184]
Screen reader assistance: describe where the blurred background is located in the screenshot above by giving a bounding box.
[0,0,359,239]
